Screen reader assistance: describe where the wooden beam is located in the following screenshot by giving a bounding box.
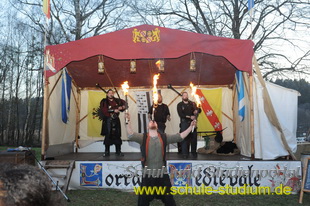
[47,73,62,100]
[77,114,88,125]
[41,77,50,160]
[75,89,81,151]
[249,75,255,157]
[81,84,232,91]
[232,81,237,143]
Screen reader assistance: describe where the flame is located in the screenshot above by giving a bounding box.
[153,74,160,106]
[190,82,201,107]
[155,60,161,68]
[121,81,129,95]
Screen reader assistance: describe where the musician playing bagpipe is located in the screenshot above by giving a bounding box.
[100,89,126,157]
[177,92,201,159]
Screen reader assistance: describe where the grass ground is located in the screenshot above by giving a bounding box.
[1,147,310,205]
[63,189,310,206]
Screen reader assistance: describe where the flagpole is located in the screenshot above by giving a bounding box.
[41,45,49,160]
[41,6,50,160]
[249,73,255,158]
[249,6,253,40]
[248,0,255,158]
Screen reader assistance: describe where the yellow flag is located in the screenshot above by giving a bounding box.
[197,88,222,132]
[42,0,50,19]
[87,91,106,137]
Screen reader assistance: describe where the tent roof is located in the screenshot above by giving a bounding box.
[45,24,254,87]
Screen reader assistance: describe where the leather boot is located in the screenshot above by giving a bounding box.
[115,144,124,156]
[103,145,110,157]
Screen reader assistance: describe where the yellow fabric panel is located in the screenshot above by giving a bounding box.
[197,88,222,132]
[87,91,106,137]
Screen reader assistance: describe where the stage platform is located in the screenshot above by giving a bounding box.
[51,152,292,162]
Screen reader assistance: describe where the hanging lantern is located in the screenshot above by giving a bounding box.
[190,52,196,72]
[98,55,104,74]
[155,59,164,73]
[130,60,136,73]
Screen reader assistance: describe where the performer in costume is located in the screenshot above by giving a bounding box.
[100,89,126,157]
[177,92,201,159]
[126,112,196,206]
[148,93,171,133]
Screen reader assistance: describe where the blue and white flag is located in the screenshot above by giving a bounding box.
[248,0,254,11]
[61,68,72,123]
[236,71,245,122]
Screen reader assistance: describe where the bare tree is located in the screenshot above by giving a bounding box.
[11,0,130,44]
[127,0,310,79]
[0,0,131,146]
[0,4,44,146]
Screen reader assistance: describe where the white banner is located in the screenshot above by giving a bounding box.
[64,160,301,193]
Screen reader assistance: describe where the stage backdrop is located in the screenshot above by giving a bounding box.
[77,87,234,149]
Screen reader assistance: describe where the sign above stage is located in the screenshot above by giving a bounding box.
[132,28,160,43]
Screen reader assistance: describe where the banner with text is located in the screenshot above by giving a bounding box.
[66,161,301,193]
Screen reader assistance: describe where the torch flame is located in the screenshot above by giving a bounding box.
[190,82,201,107]
[121,81,129,96]
[155,60,161,68]
[153,74,160,106]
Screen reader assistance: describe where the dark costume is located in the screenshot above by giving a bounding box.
[148,103,170,133]
[129,132,182,206]
[177,100,201,158]
[100,97,126,156]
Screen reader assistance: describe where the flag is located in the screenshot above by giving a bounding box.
[248,0,254,11]
[45,49,57,72]
[196,88,222,132]
[236,71,245,122]
[45,60,56,72]
[61,68,72,123]
[87,91,106,137]
[135,91,152,133]
[43,0,50,19]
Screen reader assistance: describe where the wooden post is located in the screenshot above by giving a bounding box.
[41,76,50,160]
[232,83,237,143]
[249,75,255,158]
[299,157,310,203]
[75,88,81,152]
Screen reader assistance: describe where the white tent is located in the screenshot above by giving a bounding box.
[44,68,299,160]
[42,25,299,160]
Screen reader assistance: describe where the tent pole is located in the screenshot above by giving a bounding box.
[41,76,50,160]
[232,82,237,143]
[75,89,81,152]
[41,18,50,160]
[47,73,62,99]
[249,74,255,158]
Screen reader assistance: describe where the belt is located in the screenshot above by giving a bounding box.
[181,118,191,123]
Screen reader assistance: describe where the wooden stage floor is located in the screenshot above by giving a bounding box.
[52,152,291,162]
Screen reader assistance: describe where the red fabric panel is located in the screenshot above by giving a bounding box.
[45,24,254,82]
[65,53,237,87]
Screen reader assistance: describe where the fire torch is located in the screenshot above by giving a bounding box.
[121,81,129,124]
[190,82,201,132]
[152,74,160,121]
